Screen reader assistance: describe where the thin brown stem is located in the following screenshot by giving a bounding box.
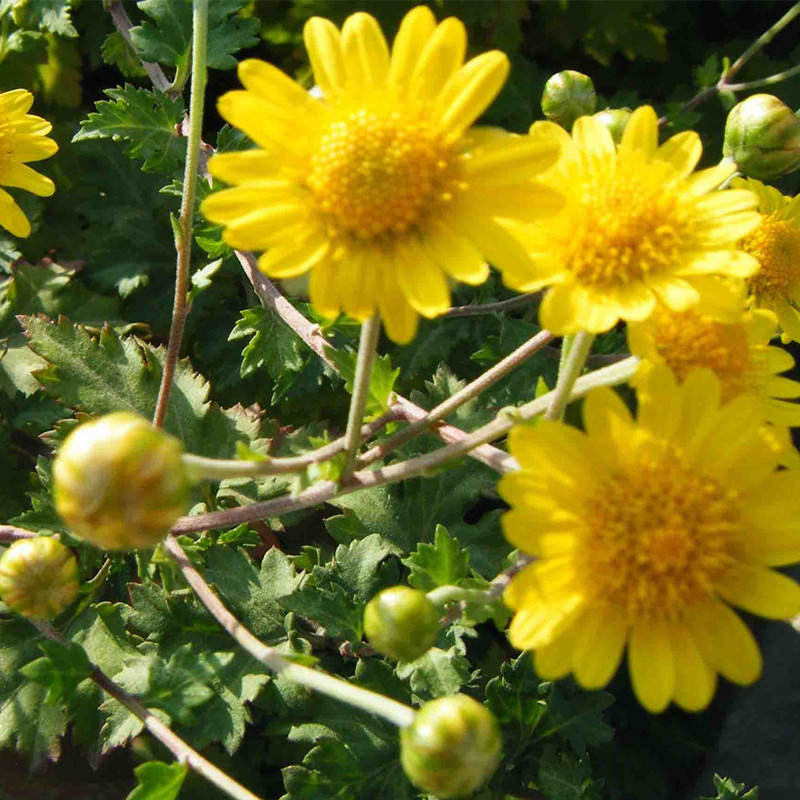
[443,293,538,318]
[0,525,38,542]
[152,0,207,427]
[30,620,264,800]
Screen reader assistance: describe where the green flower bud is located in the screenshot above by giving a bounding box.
[541,70,597,130]
[53,412,190,550]
[0,537,78,619]
[592,107,632,144]
[400,694,502,798]
[723,93,800,181]
[363,586,439,662]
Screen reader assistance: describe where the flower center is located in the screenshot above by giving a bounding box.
[740,215,800,298]
[558,164,689,287]
[649,308,753,402]
[306,110,458,241]
[578,447,738,622]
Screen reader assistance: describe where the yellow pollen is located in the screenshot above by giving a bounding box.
[559,167,689,287]
[306,110,458,241]
[650,308,753,402]
[578,448,738,623]
[740,214,800,298]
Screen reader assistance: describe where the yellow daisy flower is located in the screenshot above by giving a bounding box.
[628,305,800,426]
[201,6,563,343]
[735,177,800,342]
[499,366,800,713]
[0,89,57,237]
[512,106,761,334]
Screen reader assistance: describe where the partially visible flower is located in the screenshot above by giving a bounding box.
[541,70,596,130]
[201,6,564,344]
[513,106,760,334]
[0,89,58,237]
[735,177,800,342]
[723,94,800,181]
[500,366,800,712]
[628,305,800,426]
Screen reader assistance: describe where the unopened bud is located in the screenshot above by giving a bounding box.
[723,94,800,180]
[541,70,596,130]
[53,412,190,550]
[363,586,439,662]
[400,694,502,798]
[593,107,632,144]
[0,537,78,619]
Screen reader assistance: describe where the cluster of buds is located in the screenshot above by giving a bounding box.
[53,412,190,550]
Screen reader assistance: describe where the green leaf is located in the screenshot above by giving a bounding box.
[21,315,259,458]
[280,580,363,642]
[72,85,185,174]
[9,0,77,36]
[101,31,147,79]
[395,646,471,702]
[127,761,188,800]
[333,533,400,603]
[402,525,470,592]
[130,0,259,70]
[485,653,545,730]
[537,745,601,800]
[20,640,94,706]
[230,305,305,381]
[327,346,400,416]
[538,682,614,757]
[700,776,759,800]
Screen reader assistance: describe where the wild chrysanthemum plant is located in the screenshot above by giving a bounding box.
[516,105,761,333]
[200,6,564,343]
[500,365,800,713]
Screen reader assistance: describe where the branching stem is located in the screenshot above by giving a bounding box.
[152,0,208,428]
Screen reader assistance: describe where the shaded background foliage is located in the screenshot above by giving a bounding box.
[0,1,798,799]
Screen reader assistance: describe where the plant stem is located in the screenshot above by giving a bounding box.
[544,331,594,421]
[443,293,538,318]
[31,620,265,800]
[181,408,399,481]
[152,0,208,428]
[726,63,800,92]
[169,356,640,535]
[358,329,553,467]
[426,585,493,607]
[164,536,416,728]
[341,316,381,481]
[0,525,37,542]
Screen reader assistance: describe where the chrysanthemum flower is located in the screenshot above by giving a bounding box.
[499,366,800,712]
[734,177,800,342]
[512,106,761,334]
[0,89,57,237]
[628,305,800,426]
[201,7,564,343]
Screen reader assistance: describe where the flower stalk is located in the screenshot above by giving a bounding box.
[545,330,595,420]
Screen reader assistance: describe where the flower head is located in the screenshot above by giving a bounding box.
[628,305,800,426]
[500,366,800,712]
[0,89,57,237]
[201,7,563,343]
[735,177,800,342]
[513,106,761,334]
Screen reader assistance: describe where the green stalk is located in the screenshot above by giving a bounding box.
[544,330,595,421]
[153,0,208,428]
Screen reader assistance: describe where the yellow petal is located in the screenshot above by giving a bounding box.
[304,17,346,96]
[465,132,561,185]
[0,196,30,237]
[395,240,450,318]
[628,618,675,713]
[1,163,54,196]
[507,594,583,651]
[534,624,577,680]
[389,6,437,93]
[539,283,621,335]
[258,236,330,279]
[461,184,564,225]
[572,115,615,160]
[654,130,701,177]
[341,12,390,89]
[409,18,466,104]
[237,58,316,110]
[423,222,489,285]
[572,607,628,689]
[685,162,736,196]
[685,600,761,685]
[434,51,509,135]
[716,563,800,620]
[208,150,297,185]
[339,249,380,320]
[12,134,58,162]
[222,205,309,249]
[0,88,33,116]
[647,276,699,312]
[671,623,716,712]
[308,258,340,318]
[619,105,658,161]
[378,267,419,344]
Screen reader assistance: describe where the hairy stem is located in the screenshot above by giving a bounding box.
[152,0,208,428]
[165,536,416,728]
[443,293,538,318]
[726,63,800,92]
[544,331,595,421]
[341,316,381,480]
[31,620,265,800]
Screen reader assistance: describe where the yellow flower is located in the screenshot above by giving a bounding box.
[201,7,563,343]
[735,177,800,342]
[628,305,800,426]
[512,106,761,334]
[499,366,800,713]
[0,89,57,237]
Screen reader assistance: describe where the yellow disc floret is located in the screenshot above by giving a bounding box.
[740,215,800,298]
[307,110,458,240]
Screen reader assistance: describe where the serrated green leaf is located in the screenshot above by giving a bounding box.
[485,653,545,730]
[127,761,188,800]
[700,775,759,800]
[402,525,470,592]
[538,682,614,757]
[8,0,77,36]
[229,305,304,380]
[281,580,363,642]
[21,314,258,458]
[130,0,258,70]
[101,30,147,78]
[395,646,471,701]
[327,346,400,416]
[20,640,94,706]
[72,85,185,173]
[333,533,400,603]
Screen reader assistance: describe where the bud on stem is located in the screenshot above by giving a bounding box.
[363,586,439,662]
[541,70,597,130]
